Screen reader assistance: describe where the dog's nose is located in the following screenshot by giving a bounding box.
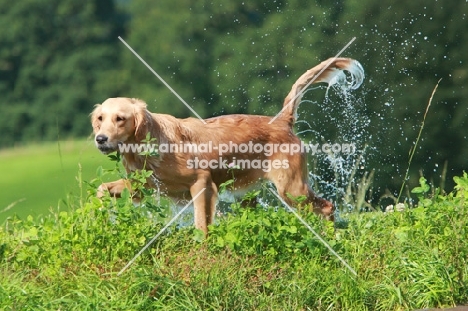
[95,134,108,144]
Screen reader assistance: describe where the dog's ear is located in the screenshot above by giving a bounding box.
[90,104,102,133]
[132,98,150,142]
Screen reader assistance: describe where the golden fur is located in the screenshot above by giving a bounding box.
[91,57,364,234]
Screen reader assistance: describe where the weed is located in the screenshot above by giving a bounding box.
[398,79,442,203]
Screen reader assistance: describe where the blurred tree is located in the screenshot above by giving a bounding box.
[123,0,344,117]
[122,0,284,117]
[0,0,126,145]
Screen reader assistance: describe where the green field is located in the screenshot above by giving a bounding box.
[0,140,114,223]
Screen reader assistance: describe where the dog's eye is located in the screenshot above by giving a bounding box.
[116,116,125,122]
[97,116,102,121]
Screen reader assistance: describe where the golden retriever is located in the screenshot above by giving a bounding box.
[91,57,364,234]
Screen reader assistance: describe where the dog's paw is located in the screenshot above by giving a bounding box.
[96,184,109,198]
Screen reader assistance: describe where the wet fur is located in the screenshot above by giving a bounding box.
[91,57,364,234]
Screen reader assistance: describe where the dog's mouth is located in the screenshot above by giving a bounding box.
[96,142,119,154]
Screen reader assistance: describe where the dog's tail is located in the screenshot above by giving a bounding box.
[278,57,364,125]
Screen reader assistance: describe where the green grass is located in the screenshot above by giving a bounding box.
[0,140,113,223]
[0,172,467,310]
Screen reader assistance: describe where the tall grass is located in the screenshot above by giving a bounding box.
[397,79,442,202]
[0,170,467,310]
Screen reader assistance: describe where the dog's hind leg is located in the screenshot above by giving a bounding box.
[268,154,334,220]
[190,174,218,235]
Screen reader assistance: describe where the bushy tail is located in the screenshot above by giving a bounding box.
[279,57,364,125]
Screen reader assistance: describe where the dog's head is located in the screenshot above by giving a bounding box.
[91,97,150,154]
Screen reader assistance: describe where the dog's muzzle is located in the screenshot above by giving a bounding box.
[95,134,117,154]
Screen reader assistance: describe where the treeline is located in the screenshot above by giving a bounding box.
[1,0,467,199]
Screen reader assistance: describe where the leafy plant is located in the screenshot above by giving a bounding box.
[218,163,241,194]
[89,132,167,219]
[208,198,335,261]
[411,176,432,207]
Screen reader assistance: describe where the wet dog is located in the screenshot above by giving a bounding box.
[91,57,364,234]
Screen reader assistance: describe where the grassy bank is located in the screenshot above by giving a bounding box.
[0,172,467,310]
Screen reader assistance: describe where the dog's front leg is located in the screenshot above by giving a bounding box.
[190,176,218,235]
[97,179,132,198]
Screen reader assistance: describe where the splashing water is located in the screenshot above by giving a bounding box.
[213,63,372,215]
[296,68,372,213]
